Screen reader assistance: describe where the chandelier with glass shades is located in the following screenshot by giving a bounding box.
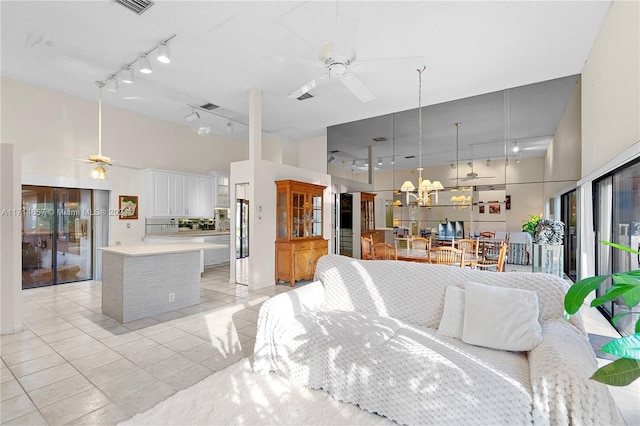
[400,66,444,206]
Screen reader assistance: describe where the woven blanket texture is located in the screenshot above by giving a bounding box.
[254,254,622,425]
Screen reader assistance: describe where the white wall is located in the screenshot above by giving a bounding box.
[581,0,640,177]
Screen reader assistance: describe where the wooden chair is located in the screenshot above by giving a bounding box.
[410,237,431,251]
[361,236,374,260]
[429,247,465,267]
[454,238,479,257]
[480,231,495,239]
[472,243,508,272]
[372,242,397,260]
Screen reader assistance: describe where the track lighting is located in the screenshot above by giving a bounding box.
[139,55,152,74]
[185,109,200,122]
[377,158,383,166]
[328,154,335,164]
[486,158,491,167]
[450,163,456,169]
[106,78,118,93]
[512,141,520,153]
[156,43,171,64]
[351,160,356,170]
[121,67,134,84]
[364,160,368,167]
[390,156,395,165]
[226,121,233,135]
[515,158,521,164]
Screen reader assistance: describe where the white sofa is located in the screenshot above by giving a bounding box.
[254,254,621,425]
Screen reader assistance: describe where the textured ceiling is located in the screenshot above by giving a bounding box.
[1,1,610,167]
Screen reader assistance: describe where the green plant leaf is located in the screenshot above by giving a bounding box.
[637,318,640,334]
[622,285,640,307]
[564,276,608,314]
[601,241,640,255]
[611,271,640,286]
[591,358,640,386]
[590,284,636,307]
[601,334,640,359]
[612,311,633,325]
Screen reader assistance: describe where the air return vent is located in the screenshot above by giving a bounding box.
[405,155,416,159]
[372,137,387,142]
[113,0,155,15]
[297,93,314,101]
[200,103,219,111]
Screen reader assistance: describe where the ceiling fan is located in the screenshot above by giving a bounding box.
[286,15,421,103]
[73,81,139,178]
[449,124,494,183]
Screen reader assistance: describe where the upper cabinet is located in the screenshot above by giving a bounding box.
[212,172,230,208]
[145,169,215,218]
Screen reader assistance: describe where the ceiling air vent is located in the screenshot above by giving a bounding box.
[297,93,314,101]
[113,0,155,15]
[405,155,416,159]
[200,103,219,111]
[372,137,387,142]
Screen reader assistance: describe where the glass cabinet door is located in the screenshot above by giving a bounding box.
[292,192,306,238]
[277,190,287,239]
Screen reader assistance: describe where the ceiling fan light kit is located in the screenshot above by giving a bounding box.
[90,165,108,180]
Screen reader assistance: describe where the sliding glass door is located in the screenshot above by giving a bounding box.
[561,190,577,281]
[593,160,640,336]
[22,186,93,289]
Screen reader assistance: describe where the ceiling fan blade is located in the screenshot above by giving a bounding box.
[333,15,358,59]
[287,78,320,99]
[340,73,374,102]
[111,160,141,170]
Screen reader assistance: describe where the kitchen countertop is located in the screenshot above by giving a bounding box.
[145,230,230,238]
[100,243,225,256]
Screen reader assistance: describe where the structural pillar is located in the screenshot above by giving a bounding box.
[1,143,23,334]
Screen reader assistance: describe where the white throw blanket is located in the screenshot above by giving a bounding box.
[254,255,622,425]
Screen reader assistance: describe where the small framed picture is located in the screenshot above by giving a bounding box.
[119,195,138,220]
[479,204,485,214]
[506,195,511,210]
[489,203,501,214]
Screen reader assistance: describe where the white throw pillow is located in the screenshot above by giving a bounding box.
[462,281,543,351]
[437,286,465,339]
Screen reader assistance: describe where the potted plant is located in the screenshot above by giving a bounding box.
[522,214,542,236]
[564,241,640,386]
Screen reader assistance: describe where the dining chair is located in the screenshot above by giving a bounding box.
[480,231,496,238]
[361,236,374,260]
[454,238,479,257]
[472,243,508,272]
[372,242,398,260]
[410,236,431,251]
[429,247,465,267]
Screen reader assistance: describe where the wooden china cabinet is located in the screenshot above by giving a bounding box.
[275,180,328,286]
[360,192,377,241]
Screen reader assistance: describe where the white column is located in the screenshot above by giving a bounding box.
[1,143,23,334]
[249,88,262,162]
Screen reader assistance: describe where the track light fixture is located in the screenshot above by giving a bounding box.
[512,141,520,153]
[226,121,233,135]
[450,163,456,169]
[105,78,118,93]
[156,43,171,64]
[100,34,176,88]
[351,160,356,170]
[139,55,152,74]
[121,67,134,84]
[486,158,491,167]
[185,109,200,122]
[377,158,383,166]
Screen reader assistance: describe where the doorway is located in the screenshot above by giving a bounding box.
[235,183,249,285]
[21,186,93,289]
[560,190,577,281]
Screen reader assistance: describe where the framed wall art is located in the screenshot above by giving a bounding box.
[119,195,138,220]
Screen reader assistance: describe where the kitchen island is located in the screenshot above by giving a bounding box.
[144,230,231,269]
[100,243,223,323]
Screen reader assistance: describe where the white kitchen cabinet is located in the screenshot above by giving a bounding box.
[145,169,215,218]
[214,172,230,208]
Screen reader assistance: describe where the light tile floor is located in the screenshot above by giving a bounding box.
[1,265,302,425]
[1,263,638,425]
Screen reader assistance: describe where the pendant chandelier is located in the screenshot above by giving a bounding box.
[400,66,443,206]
